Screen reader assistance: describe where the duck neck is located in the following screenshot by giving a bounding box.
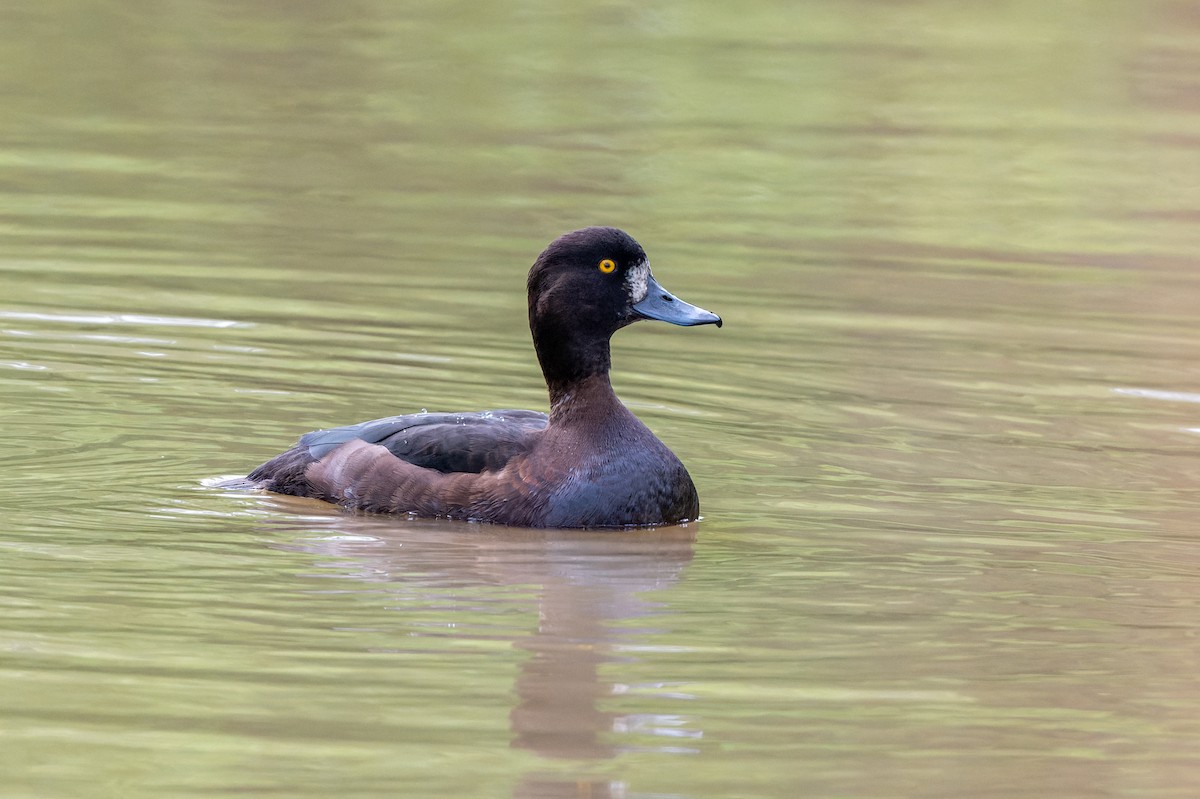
[545,371,621,422]
[532,323,619,419]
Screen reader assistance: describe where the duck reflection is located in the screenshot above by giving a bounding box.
[504,528,694,761]
[256,496,696,794]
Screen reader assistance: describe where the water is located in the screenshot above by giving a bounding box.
[3,2,1200,797]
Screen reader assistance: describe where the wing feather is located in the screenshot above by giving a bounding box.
[299,409,548,474]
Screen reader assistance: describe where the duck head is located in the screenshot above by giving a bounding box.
[527,227,721,388]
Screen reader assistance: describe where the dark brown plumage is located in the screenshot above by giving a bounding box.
[245,226,721,528]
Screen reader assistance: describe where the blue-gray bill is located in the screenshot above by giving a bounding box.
[632,274,723,327]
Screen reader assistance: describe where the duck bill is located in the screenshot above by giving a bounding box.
[632,274,723,328]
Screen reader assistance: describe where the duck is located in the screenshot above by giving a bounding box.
[245,226,722,528]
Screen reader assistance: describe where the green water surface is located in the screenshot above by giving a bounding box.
[3,2,1200,797]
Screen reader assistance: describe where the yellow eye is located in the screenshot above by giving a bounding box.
[598,259,616,274]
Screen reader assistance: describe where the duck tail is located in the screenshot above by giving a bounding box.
[246,445,319,497]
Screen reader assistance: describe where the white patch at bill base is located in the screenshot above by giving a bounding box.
[625,261,650,303]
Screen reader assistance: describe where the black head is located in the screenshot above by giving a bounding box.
[527,227,721,389]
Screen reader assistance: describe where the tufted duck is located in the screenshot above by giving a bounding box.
[245,226,721,527]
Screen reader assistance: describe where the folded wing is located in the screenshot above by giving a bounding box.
[300,409,549,473]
